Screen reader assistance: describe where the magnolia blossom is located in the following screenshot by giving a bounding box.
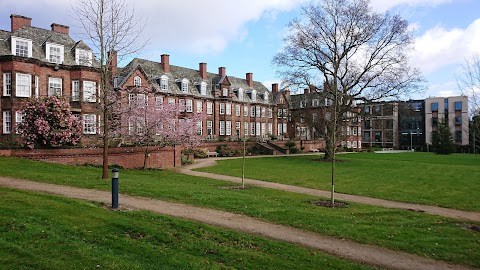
[17,96,82,149]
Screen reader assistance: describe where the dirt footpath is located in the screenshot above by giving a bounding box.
[0,177,477,270]
[177,158,480,222]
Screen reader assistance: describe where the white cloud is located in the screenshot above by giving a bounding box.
[411,18,480,75]
[370,0,452,12]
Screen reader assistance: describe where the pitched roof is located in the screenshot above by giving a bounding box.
[118,58,273,104]
[0,25,95,66]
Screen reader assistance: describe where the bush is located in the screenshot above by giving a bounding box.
[182,148,208,158]
[285,140,298,154]
[216,144,240,157]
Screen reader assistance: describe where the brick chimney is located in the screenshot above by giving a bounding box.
[108,50,118,77]
[11,14,31,32]
[272,83,278,94]
[218,67,226,77]
[199,63,207,80]
[304,88,309,95]
[246,73,253,88]
[51,23,69,35]
[161,54,170,73]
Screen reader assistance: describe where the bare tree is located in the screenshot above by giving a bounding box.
[73,0,146,178]
[273,0,423,204]
[458,54,480,153]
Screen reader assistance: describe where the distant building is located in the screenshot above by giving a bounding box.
[361,102,399,148]
[425,96,469,146]
[398,100,425,151]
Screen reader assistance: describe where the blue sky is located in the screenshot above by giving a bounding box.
[1,0,479,99]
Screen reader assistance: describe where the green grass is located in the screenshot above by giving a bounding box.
[197,152,480,211]
[0,156,479,268]
[0,188,375,270]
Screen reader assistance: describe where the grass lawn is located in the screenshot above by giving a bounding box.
[197,152,480,211]
[0,188,375,270]
[0,157,479,268]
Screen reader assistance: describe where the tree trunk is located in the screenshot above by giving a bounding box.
[143,147,149,170]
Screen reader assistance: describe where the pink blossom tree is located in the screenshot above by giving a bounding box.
[108,88,203,169]
[17,96,82,149]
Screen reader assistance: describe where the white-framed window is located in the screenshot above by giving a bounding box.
[226,103,231,115]
[244,122,249,137]
[83,114,96,134]
[11,37,32,57]
[251,90,257,101]
[186,100,193,112]
[256,122,261,136]
[197,120,203,135]
[134,76,141,87]
[244,105,248,117]
[160,75,168,91]
[235,105,241,116]
[312,99,319,107]
[268,123,272,135]
[353,141,358,148]
[251,106,255,117]
[300,100,306,108]
[3,111,11,134]
[3,73,11,96]
[264,92,269,102]
[238,88,244,100]
[207,102,213,115]
[261,107,266,118]
[15,111,24,133]
[181,79,189,93]
[256,106,261,118]
[268,108,273,119]
[236,121,241,132]
[358,141,362,148]
[35,76,39,97]
[83,81,96,102]
[168,97,175,104]
[72,80,80,101]
[46,43,64,64]
[353,127,357,135]
[347,141,351,148]
[226,121,232,136]
[325,112,332,121]
[346,127,351,135]
[261,123,266,136]
[283,123,287,135]
[278,123,282,136]
[312,112,318,123]
[325,98,333,106]
[200,82,207,95]
[206,120,213,136]
[155,96,164,110]
[179,99,186,112]
[219,121,225,135]
[220,103,225,115]
[16,73,31,97]
[250,122,255,136]
[222,88,228,97]
[196,100,203,113]
[48,77,62,96]
[137,94,147,108]
[75,49,92,66]
[113,77,118,88]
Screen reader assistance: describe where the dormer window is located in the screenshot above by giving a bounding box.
[11,37,32,57]
[160,75,168,91]
[134,76,141,87]
[75,49,92,66]
[46,43,64,64]
[251,90,257,101]
[222,88,228,97]
[181,79,189,93]
[200,82,207,95]
[264,92,269,102]
[238,88,244,100]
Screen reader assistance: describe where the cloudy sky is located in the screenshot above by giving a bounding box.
[1,0,479,99]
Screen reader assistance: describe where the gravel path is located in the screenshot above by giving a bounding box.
[177,158,480,222]
[0,176,477,270]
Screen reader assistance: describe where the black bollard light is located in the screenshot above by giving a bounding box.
[112,168,119,209]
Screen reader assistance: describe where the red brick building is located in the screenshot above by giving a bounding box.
[0,15,101,142]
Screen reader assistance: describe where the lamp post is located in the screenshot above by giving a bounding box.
[112,168,119,209]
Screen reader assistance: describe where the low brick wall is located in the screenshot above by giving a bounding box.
[270,140,326,152]
[0,146,181,169]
